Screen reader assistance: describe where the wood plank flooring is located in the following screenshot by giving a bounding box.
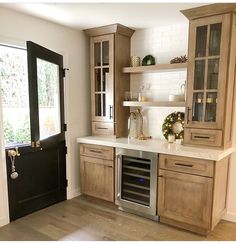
[0,195,236,241]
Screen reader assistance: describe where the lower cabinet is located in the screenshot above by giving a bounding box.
[158,154,229,235]
[79,144,115,202]
[158,169,213,233]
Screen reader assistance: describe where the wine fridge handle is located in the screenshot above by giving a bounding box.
[116,154,122,200]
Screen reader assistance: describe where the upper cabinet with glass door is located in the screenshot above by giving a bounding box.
[91,35,114,123]
[182,4,236,148]
[85,24,135,137]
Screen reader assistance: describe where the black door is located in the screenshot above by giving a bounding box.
[4,42,67,221]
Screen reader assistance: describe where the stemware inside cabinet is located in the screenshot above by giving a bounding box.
[182,5,236,149]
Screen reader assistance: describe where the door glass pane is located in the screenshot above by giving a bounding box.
[121,155,151,206]
[192,93,204,122]
[195,25,207,57]
[37,58,61,140]
[102,41,109,66]
[102,68,109,92]
[0,45,31,146]
[207,59,219,89]
[194,60,205,90]
[209,23,222,56]
[205,92,217,122]
[94,42,101,66]
[95,68,101,91]
[95,94,101,116]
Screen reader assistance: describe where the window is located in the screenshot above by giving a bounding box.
[0,45,31,147]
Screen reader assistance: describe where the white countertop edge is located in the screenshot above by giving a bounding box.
[77,136,234,161]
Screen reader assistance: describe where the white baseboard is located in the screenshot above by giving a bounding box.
[223,211,236,223]
[0,216,9,228]
[67,187,81,200]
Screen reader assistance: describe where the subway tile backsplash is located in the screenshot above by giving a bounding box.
[130,24,188,140]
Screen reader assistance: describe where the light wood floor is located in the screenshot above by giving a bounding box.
[0,195,236,241]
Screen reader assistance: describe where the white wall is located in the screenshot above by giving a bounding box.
[0,98,9,226]
[0,6,90,226]
[131,23,236,222]
[130,24,188,139]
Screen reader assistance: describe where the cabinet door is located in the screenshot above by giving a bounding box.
[90,34,114,122]
[80,156,114,202]
[185,14,231,129]
[158,169,213,230]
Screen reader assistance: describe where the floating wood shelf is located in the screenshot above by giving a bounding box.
[123,101,186,107]
[122,63,187,74]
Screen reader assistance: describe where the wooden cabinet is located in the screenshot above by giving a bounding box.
[79,144,115,202]
[158,154,229,235]
[182,4,236,148]
[85,24,135,137]
[159,154,214,177]
[158,169,213,232]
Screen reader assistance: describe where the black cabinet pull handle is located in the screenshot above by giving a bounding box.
[187,107,191,123]
[175,163,193,167]
[97,127,108,130]
[89,149,103,154]
[193,135,210,139]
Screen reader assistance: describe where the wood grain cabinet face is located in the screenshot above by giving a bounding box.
[86,24,134,137]
[159,154,214,177]
[80,143,114,160]
[158,169,213,230]
[80,156,114,202]
[79,144,114,202]
[184,12,236,148]
[158,153,229,235]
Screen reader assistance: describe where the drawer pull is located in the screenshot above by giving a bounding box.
[175,163,193,168]
[89,149,103,154]
[97,127,108,130]
[193,135,210,140]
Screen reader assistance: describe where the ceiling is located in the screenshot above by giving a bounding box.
[2,3,208,30]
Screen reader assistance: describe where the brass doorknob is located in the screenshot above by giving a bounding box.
[8,147,20,157]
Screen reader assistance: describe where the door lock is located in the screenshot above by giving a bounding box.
[31,140,41,149]
[35,140,41,148]
[7,147,20,180]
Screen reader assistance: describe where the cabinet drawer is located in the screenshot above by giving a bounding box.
[159,154,214,177]
[92,122,114,136]
[80,143,114,160]
[184,128,222,147]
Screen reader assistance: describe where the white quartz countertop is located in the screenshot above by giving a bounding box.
[77,136,234,161]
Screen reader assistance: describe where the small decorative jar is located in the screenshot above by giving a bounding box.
[131,56,141,67]
[168,134,175,143]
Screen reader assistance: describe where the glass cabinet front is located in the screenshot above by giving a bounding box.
[191,22,221,123]
[92,36,113,121]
